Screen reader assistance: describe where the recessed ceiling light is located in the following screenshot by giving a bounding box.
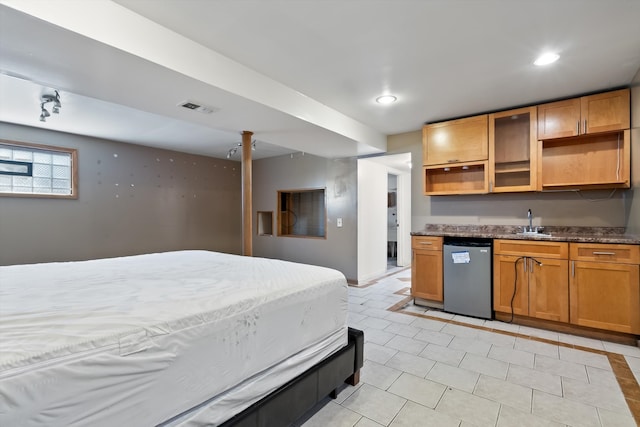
[534,52,560,66]
[376,95,397,104]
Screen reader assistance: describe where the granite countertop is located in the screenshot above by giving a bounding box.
[411,224,640,245]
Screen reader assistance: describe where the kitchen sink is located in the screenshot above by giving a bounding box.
[515,230,552,238]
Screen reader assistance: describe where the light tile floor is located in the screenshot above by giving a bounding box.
[296,267,640,427]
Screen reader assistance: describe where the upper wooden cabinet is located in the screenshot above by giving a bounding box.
[537,89,630,140]
[489,107,538,192]
[423,115,489,195]
[422,88,630,195]
[539,128,630,190]
[423,114,488,166]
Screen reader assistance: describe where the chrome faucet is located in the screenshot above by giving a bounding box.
[527,209,533,232]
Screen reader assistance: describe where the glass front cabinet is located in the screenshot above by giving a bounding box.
[488,106,538,193]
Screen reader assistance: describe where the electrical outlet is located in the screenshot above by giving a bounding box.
[337,218,343,227]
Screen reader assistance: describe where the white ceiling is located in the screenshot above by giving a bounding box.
[1,0,639,161]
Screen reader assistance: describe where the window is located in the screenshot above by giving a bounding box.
[0,140,78,198]
[278,188,326,238]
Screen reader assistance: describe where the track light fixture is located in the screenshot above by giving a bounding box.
[39,90,62,122]
[226,140,256,159]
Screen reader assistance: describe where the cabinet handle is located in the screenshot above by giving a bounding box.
[583,119,587,134]
[571,261,575,277]
[447,159,459,163]
[419,241,433,245]
[593,251,616,256]
[576,121,580,135]
[523,257,527,273]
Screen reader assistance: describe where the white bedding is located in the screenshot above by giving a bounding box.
[0,250,348,426]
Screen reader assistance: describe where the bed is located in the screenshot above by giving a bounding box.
[0,250,363,426]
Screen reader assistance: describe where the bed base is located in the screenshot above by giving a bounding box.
[220,327,364,427]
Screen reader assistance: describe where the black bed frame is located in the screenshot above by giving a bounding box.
[220,327,364,427]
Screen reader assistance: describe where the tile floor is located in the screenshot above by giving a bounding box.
[296,267,640,427]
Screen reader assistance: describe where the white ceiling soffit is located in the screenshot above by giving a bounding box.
[0,0,386,159]
[114,0,640,130]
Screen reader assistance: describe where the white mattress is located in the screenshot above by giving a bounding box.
[0,250,348,426]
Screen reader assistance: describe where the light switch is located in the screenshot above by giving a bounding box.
[337,217,343,227]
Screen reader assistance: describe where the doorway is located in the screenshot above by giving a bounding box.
[387,174,398,269]
[356,153,412,282]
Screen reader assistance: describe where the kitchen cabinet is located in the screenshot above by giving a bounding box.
[537,89,630,140]
[422,114,489,195]
[423,161,488,195]
[569,243,640,334]
[493,240,569,322]
[423,88,630,195]
[411,236,443,302]
[489,106,537,192]
[537,89,630,190]
[423,114,488,166]
[539,129,630,190]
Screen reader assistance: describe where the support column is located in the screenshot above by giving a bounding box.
[241,131,253,256]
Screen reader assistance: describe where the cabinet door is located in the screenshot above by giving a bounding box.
[529,258,569,322]
[493,254,528,316]
[537,98,581,140]
[581,89,630,135]
[423,115,488,166]
[411,249,443,301]
[489,107,537,192]
[569,261,640,334]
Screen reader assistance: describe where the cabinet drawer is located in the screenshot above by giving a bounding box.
[570,243,639,264]
[494,239,568,259]
[412,236,443,250]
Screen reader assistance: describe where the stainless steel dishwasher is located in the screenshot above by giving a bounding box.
[443,239,492,319]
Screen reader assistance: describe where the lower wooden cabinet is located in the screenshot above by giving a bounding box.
[528,258,569,322]
[411,236,443,302]
[494,250,568,322]
[493,240,569,322]
[569,243,640,334]
[493,254,528,316]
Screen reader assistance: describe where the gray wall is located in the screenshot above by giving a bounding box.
[388,111,636,232]
[626,68,640,235]
[0,122,242,265]
[252,153,358,281]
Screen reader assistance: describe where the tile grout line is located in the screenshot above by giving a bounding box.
[381,280,640,423]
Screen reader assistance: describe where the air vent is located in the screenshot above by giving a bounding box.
[178,100,218,114]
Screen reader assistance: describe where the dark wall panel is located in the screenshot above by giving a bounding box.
[0,123,242,265]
